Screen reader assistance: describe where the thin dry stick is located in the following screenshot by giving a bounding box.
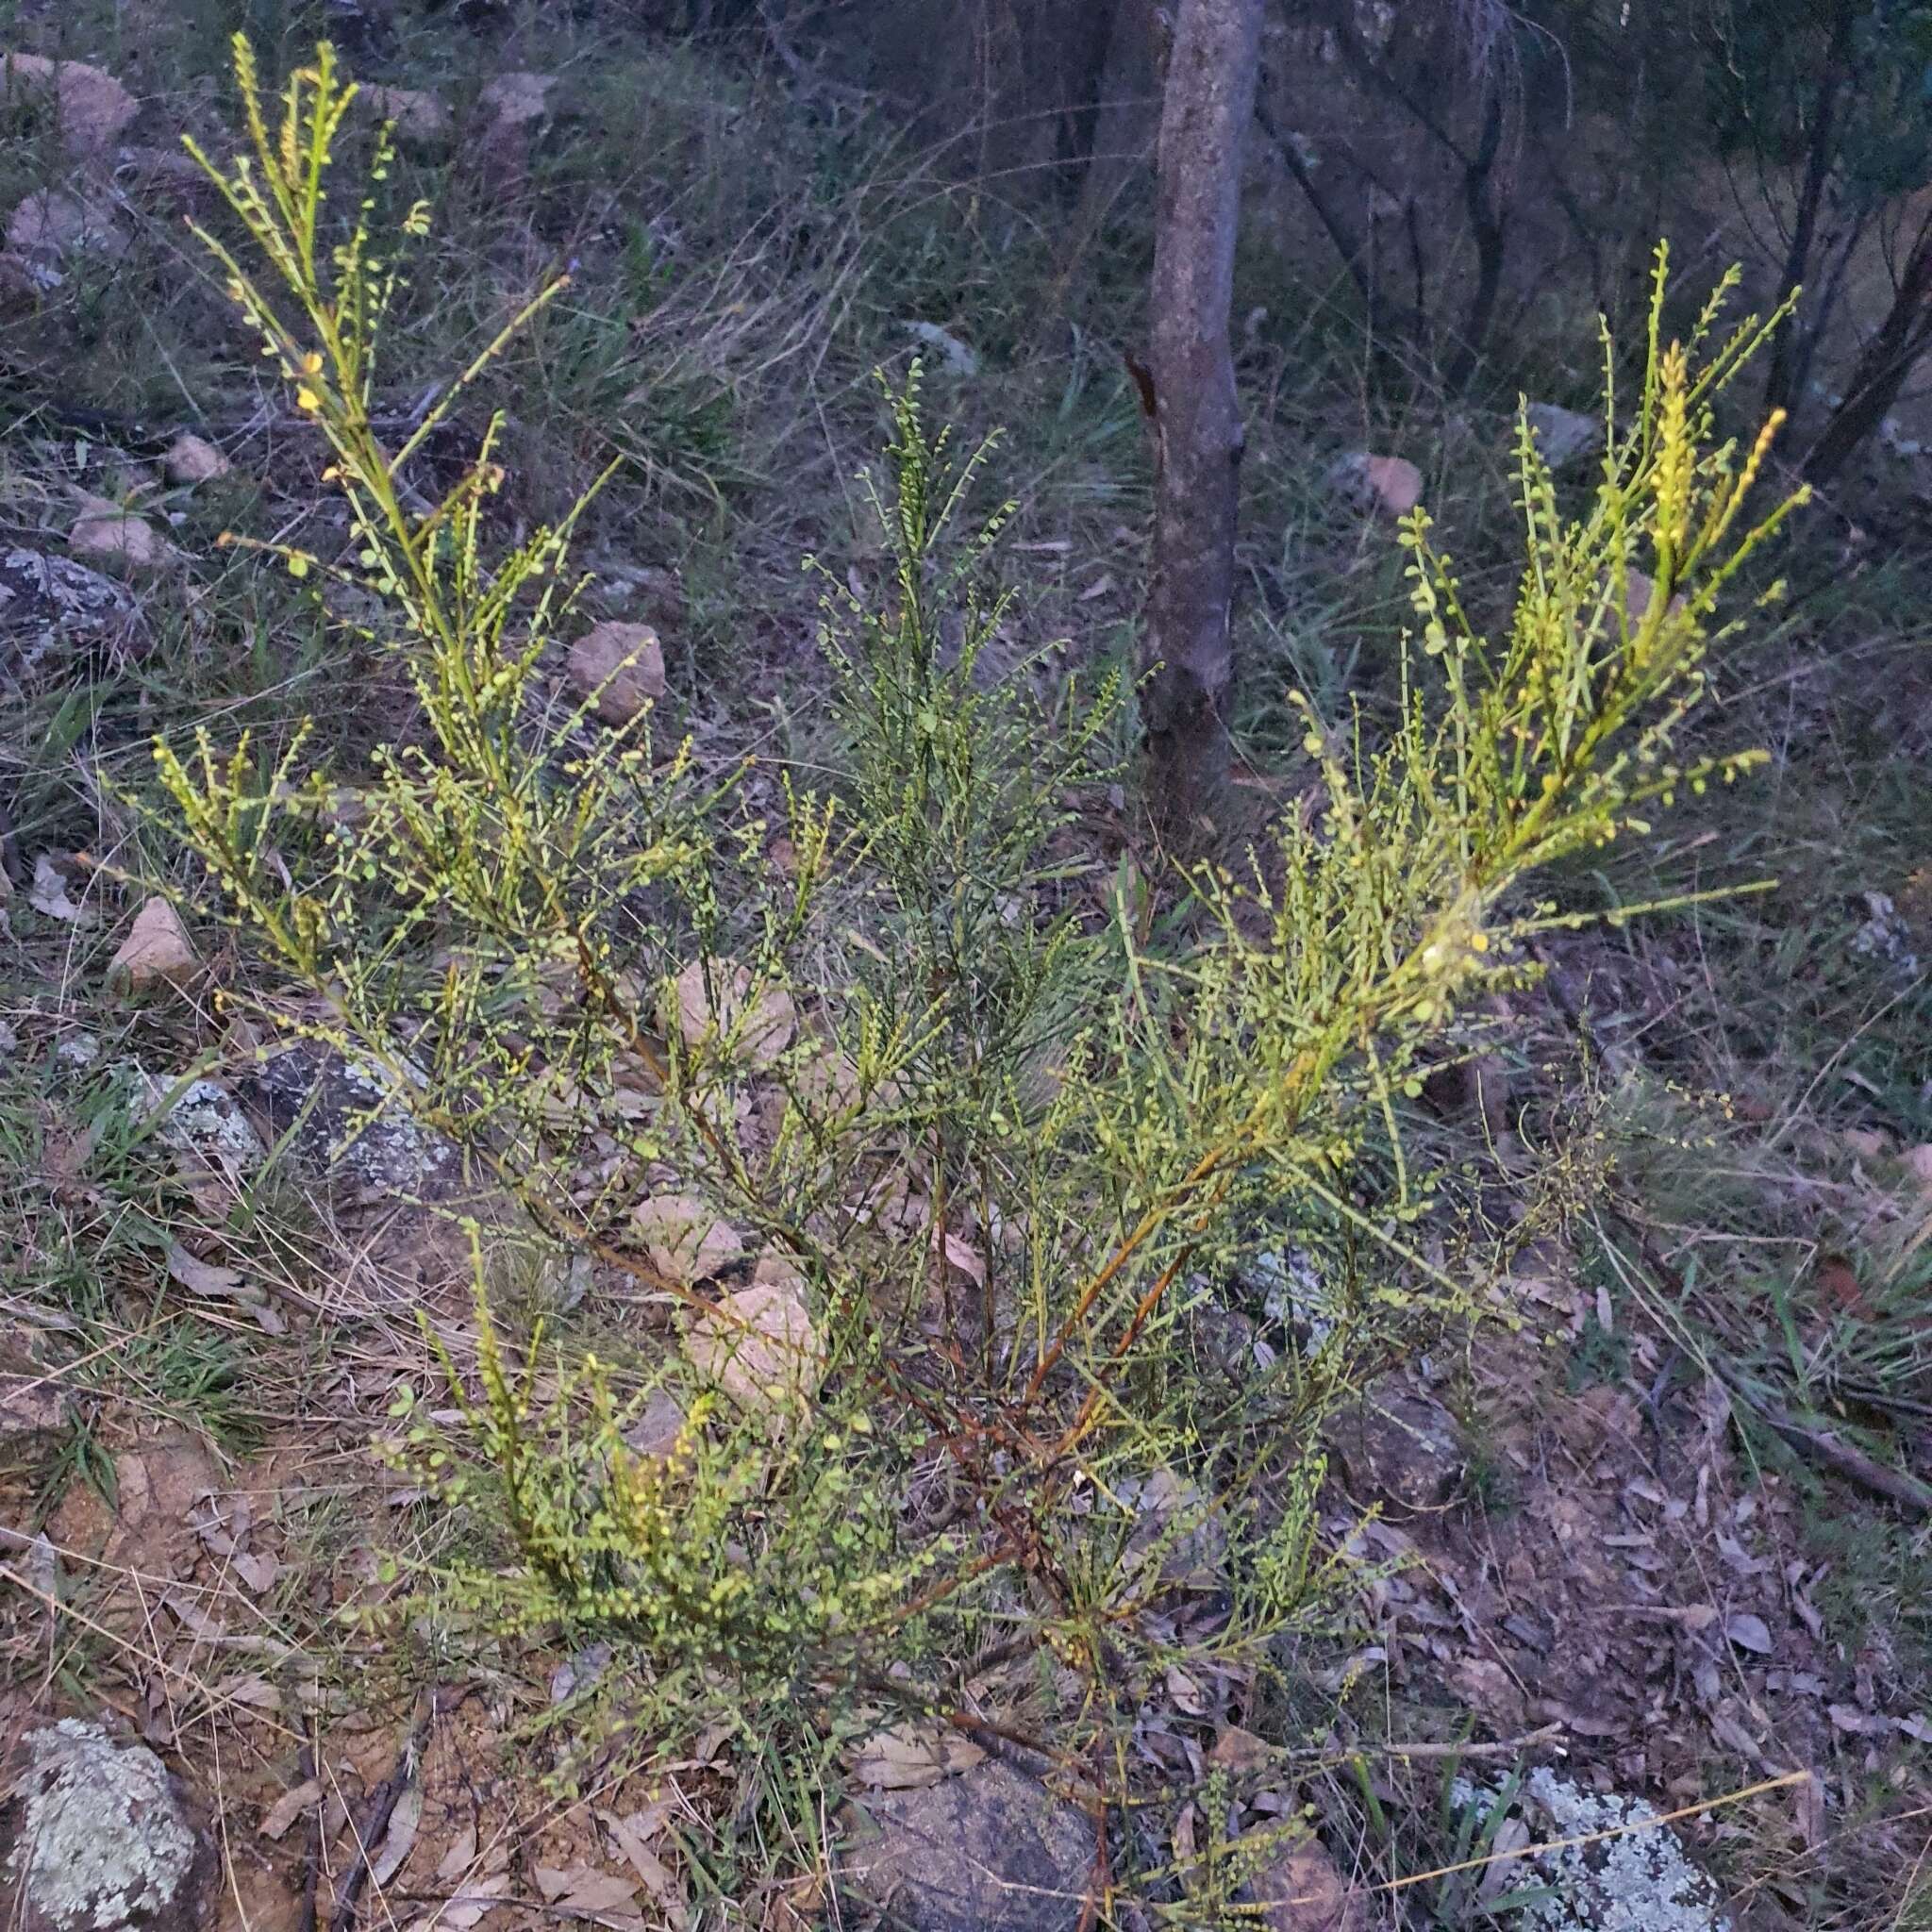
[1374,1769,1807,1901]
[0,1559,303,1741]
[1373,1722,1564,1760]
[331,1699,434,1932]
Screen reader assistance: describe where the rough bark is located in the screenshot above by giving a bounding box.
[1444,84,1508,392]
[1141,0,1264,848]
[1763,0,1857,415]
[1804,216,1932,484]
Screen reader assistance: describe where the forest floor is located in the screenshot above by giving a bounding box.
[2,6,1930,1931]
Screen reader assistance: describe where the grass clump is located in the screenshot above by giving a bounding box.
[150,34,1803,1824]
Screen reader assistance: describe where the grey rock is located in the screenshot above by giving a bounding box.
[1324,1383,1464,1514]
[1523,403,1604,472]
[841,1760,1092,1932]
[1,1720,213,1932]
[901,321,979,378]
[250,1041,458,1195]
[0,550,141,678]
[1453,1769,1728,1931]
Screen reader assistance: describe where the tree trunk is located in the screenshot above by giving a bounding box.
[1054,0,1123,199]
[1764,0,1857,415]
[1444,84,1508,391]
[1141,0,1264,847]
[1804,220,1932,485]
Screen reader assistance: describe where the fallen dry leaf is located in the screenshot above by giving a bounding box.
[599,1808,683,1911]
[532,1863,640,1920]
[670,957,795,1066]
[231,1550,278,1595]
[1165,1663,1208,1716]
[685,1279,822,1412]
[1814,1254,1866,1315]
[632,1192,743,1283]
[259,1778,323,1841]
[370,1780,423,1887]
[165,1243,261,1304]
[1724,1610,1774,1656]
[437,1827,479,1881]
[932,1226,986,1288]
[436,1870,511,1931]
[29,855,86,923]
[849,1722,987,1790]
[108,896,200,991]
[215,1672,282,1712]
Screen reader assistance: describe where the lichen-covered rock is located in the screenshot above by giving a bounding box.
[250,1042,458,1195]
[0,549,141,677]
[840,1759,1092,1932]
[1454,1769,1729,1932]
[1,1720,213,1932]
[129,1071,267,1174]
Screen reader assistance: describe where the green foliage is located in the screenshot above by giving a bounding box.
[153,37,1803,1789]
[379,1262,934,1731]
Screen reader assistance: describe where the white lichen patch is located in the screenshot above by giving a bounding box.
[8,1721,197,1932]
[127,1070,267,1170]
[1454,1768,1729,1932]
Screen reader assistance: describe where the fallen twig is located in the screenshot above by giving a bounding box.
[297,1742,324,1932]
[1609,1214,1932,1519]
[1755,1406,1932,1519]
[330,1700,433,1932]
[1372,1722,1565,1760]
